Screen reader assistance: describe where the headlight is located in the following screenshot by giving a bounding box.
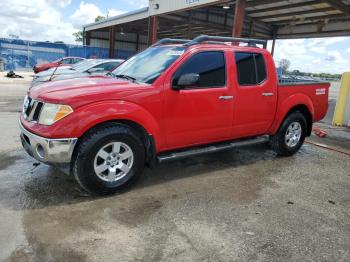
[38,103,73,125]
[23,95,29,114]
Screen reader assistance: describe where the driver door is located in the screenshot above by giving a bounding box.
[163,50,234,150]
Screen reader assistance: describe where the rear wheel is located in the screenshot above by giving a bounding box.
[270,112,307,156]
[73,124,145,195]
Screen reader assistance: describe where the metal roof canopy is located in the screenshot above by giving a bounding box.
[156,0,350,39]
[83,0,350,57]
[84,0,350,39]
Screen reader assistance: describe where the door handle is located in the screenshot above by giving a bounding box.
[262,93,274,97]
[219,96,234,100]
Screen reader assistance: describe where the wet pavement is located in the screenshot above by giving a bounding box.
[0,82,349,261]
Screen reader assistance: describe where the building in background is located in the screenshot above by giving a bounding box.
[83,0,350,58]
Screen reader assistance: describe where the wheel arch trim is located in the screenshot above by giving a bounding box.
[269,94,314,136]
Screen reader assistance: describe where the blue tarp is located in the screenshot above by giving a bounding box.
[0,38,135,71]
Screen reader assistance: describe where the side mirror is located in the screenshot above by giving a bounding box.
[173,73,200,90]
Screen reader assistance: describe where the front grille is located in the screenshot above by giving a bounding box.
[23,97,44,122]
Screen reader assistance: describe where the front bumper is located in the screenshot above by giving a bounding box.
[20,122,78,164]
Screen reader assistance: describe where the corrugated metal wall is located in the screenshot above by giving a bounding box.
[90,39,109,48]
[90,31,148,53]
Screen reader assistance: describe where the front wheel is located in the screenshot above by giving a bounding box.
[72,124,145,195]
[270,112,307,156]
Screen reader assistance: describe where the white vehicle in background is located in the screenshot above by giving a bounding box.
[40,59,92,73]
[31,59,124,87]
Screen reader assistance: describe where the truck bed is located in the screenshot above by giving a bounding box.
[277,81,330,122]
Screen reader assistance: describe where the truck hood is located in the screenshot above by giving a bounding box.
[31,71,108,87]
[29,76,147,108]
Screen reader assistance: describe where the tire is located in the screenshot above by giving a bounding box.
[72,123,145,195]
[270,111,307,156]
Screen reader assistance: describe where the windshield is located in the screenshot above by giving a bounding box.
[73,60,102,72]
[71,59,90,70]
[111,46,185,84]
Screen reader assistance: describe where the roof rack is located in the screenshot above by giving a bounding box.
[184,35,267,48]
[152,38,191,46]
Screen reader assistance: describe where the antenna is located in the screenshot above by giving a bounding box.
[48,60,62,82]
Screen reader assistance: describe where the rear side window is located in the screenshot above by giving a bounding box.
[235,52,267,85]
[173,51,226,88]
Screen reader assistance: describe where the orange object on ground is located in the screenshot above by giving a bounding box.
[312,127,328,138]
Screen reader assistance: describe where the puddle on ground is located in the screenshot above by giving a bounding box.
[0,152,24,171]
[2,145,284,261]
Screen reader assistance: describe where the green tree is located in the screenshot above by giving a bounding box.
[279,59,291,74]
[73,31,83,43]
[73,16,106,44]
[95,16,106,22]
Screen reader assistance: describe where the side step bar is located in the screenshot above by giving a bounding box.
[157,135,270,163]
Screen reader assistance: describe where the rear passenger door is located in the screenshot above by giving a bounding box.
[163,50,234,149]
[232,52,277,137]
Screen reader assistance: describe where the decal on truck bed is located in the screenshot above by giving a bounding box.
[316,88,326,95]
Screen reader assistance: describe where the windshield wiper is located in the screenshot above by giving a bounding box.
[114,74,137,82]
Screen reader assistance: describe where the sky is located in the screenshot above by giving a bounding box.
[0,0,350,74]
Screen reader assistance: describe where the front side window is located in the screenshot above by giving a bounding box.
[235,52,267,86]
[172,51,226,88]
[74,58,84,63]
[112,46,185,84]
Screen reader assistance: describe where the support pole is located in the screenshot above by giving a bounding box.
[271,26,277,56]
[85,31,91,46]
[333,72,350,126]
[136,33,140,52]
[271,38,276,57]
[109,26,115,58]
[232,0,246,37]
[248,20,254,37]
[187,11,193,39]
[148,16,158,45]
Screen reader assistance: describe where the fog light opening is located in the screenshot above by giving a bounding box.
[36,144,45,159]
[23,134,30,145]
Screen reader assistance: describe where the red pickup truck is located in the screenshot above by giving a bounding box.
[20,36,330,195]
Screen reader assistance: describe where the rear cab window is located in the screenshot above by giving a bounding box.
[235,52,267,86]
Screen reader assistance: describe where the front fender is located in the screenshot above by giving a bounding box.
[269,93,314,135]
[74,100,161,144]
[22,100,162,150]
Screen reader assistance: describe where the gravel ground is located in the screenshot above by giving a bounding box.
[0,81,349,262]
